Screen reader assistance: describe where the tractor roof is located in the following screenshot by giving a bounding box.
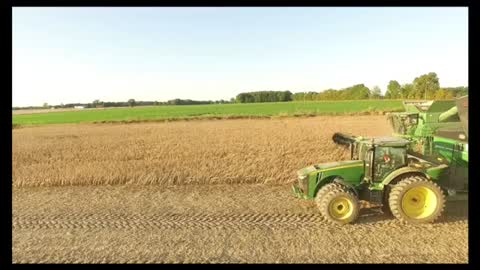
[362,137,410,147]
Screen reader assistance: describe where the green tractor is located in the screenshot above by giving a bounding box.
[293,96,468,225]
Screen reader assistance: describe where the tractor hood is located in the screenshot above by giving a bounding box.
[297,165,318,177]
[297,160,363,177]
[313,160,364,171]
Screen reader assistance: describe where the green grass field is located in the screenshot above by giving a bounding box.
[12,100,403,126]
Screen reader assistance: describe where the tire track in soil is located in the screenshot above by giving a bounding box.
[13,211,467,231]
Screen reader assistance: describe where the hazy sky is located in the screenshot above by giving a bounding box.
[12,7,468,107]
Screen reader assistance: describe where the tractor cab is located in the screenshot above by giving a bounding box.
[362,137,410,183]
[293,135,410,199]
[335,134,410,183]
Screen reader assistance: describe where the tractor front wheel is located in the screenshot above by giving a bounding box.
[317,186,360,225]
[388,176,445,224]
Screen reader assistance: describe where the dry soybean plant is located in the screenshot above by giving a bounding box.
[12,116,392,187]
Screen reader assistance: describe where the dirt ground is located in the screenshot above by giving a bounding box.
[13,184,468,263]
[12,116,469,263]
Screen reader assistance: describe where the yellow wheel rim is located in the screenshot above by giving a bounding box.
[328,196,354,220]
[401,186,438,219]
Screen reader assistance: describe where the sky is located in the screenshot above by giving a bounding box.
[12,7,468,107]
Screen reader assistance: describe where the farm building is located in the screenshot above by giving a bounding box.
[74,106,85,109]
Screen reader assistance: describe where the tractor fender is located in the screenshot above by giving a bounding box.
[332,178,360,198]
[315,175,349,196]
[382,167,428,186]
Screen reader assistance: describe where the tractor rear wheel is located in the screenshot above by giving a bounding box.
[317,187,360,225]
[388,176,445,224]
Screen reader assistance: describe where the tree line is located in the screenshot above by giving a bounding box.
[292,84,383,101]
[235,91,293,103]
[12,98,236,110]
[384,73,467,99]
[292,73,467,101]
[234,73,466,103]
[12,72,468,110]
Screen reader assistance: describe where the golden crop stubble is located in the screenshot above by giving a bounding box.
[12,116,392,187]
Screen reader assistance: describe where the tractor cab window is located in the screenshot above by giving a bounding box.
[373,146,407,181]
[358,143,369,161]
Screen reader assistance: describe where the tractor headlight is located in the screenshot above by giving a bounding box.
[297,174,309,194]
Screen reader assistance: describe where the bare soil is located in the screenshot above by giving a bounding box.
[13,184,468,263]
[12,116,468,263]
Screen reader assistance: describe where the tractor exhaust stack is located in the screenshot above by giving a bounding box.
[332,132,357,147]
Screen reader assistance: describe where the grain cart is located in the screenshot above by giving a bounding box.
[386,98,465,156]
[293,96,468,225]
[432,96,468,199]
[387,96,468,200]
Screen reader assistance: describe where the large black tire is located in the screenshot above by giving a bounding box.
[382,185,393,216]
[388,176,445,224]
[317,187,360,225]
[314,182,344,206]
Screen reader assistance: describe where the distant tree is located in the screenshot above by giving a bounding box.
[445,90,455,100]
[401,83,415,99]
[305,91,316,101]
[319,89,338,100]
[42,102,49,108]
[435,89,447,100]
[370,86,382,99]
[128,99,136,107]
[385,80,401,99]
[235,93,255,103]
[459,86,468,97]
[235,91,294,103]
[413,72,440,99]
[344,84,371,99]
[92,99,103,108]
[443,86,468,98]
[283,91,293,101]
[292,92,305,101]
[166,99,215,105]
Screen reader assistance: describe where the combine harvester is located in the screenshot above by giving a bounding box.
[293,96,468,225]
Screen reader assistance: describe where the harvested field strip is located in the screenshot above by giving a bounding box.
[13,212,326,230]
[12,212,468,231]
[12,100,403,125]
[12,116,393,187]
[92,110,389,125]
[12,184,468,263]
[13,184,468,264]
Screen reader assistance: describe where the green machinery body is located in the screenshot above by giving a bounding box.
[293,96,468,204]
[387,96,468,196]
[387,97,468,154]
[293,136,449,202]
